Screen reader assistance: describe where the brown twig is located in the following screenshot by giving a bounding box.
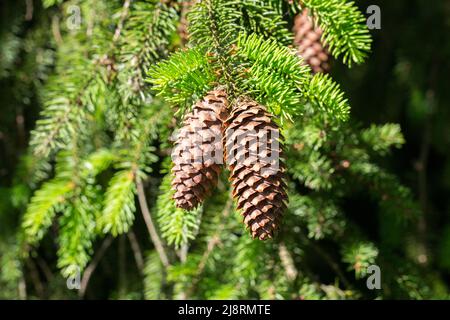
[36,256,54,284]
[136,180,170,268]
[178,244,189,264]
[415,60,439,266]
[278,242,298,282]
[15,109,26,148]
[51,15,63,45]
[25,258,44,298]
[178,1,192,45]
[25,0,34,21]
[309,240,352,290]
[113,0,132,43]
[79,236,113,298]
[18,276,27,300]
[127,230,145,273]
[416,113,431,265]
[118,235,127,297]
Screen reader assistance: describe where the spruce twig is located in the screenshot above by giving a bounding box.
[79,236,113,298]
[278,242,298,281]
[308,239,352,289]
[25,258,44,299]
[113,0,132,43]
[127,230,145,273]
[137,180,171,268]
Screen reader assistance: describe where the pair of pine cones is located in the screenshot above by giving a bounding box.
[171,91,287,240]
[171,10,329,240]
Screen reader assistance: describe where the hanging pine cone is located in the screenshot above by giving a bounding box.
[293,9,330,74]
[224,98,288,240]
[171,89,229,210]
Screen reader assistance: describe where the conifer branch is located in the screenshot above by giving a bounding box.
[189,0,241,96]
[299,0,372,66]
[237,33,350,123]
[99,108,165,237]
[31,0,141,158]
[155,173,202,248]
[118,0,177,104]
[99,170,136,236]
[304,73,350,123]
[21,179,74,246]
[148,48,215,109]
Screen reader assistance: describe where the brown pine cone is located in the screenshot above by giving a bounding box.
[293,9,330,73]
[224,98,288,240]
[171,89,229,210]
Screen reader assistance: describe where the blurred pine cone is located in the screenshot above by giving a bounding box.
[293,9,330,73]
[171,89,229,210]
[224,98,287,240]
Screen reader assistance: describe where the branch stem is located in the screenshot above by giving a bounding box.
[127,230,145,273]
[79,236,113,298]
[136,180,170,268]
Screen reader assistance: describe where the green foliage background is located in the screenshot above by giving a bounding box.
[0,0,449,299]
